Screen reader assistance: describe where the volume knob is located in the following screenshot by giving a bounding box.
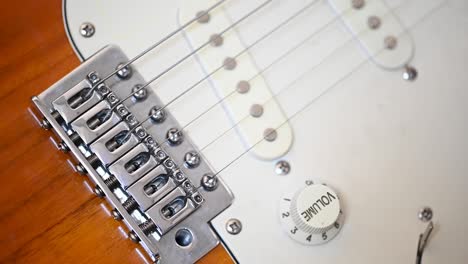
[279,182,344,245]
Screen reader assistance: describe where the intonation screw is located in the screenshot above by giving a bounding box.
[128,230,140,243]
[201,173,218,191]
[403,65,418,81]
[80,22,95,38]
[111,209,123,221]
[40,118,51,130]
[226,218,242,235]
[58,141,69,153]
[75,163,87,175]
[418,207,433,222]
[93,185,105,198]
[184,151,201,168]
[275,160,291,175]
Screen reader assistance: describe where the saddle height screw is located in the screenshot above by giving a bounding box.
[80,22,95,38]
[275,160,291,175]
[418,207,433,222]
[226,218,242,235]
[116,63,132,80]
[201,174,218,191]
[184,151,201,168]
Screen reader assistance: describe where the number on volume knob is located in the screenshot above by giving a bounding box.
[279,182,344,245]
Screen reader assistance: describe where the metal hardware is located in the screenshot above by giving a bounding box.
[201,174,218,191]
[31,46,233,264]
[226,218,242,235]
[58,141,69,152]
[175,228,194,247]
[111,209,123,220]
[351,0,365,9]
[80,22,95,38]
[128,230,140,243]
[236,80,250,94]
[416,221,434,264]
[263,128,277,142]
[196,11,210,24]
[418,207,433,222]
[209,34,223,47]
[384,35,398,50]
[149,106,166,123]
[368,16,381,30]
[403,65,418,81]
[184,151,200,168]
[132,84,148,101]
[167,128,183,145]
[93,185,105,197]
[250,104,264,118]
[40,118,51,130]
[275,160,291,175]
[116,63,132,80]
[75,163,87,175]
[223,57,237,70]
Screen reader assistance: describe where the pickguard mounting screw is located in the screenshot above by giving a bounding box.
[352,0,365,9]
[201,173,218,191]
[80,22,95,38]
[418,207,433,222]
[111,209,123,221]
[116,63,132,80]
[128,230,140,243]
[226,218,242,235]
[403,65,418,81]
[93,185,105,198]
[275,160,291,175]
[184,151,201,168]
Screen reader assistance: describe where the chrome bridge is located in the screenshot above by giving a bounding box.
[31,45,233,264]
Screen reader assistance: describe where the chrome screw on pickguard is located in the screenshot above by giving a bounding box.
[128,230,140,243]
[403,66,418,81]
[223,57,237,70]
[111,209,123,221]
[75,163,86,175]
[132,84,148,101]
[58,141,69,153]
[236,80,250,94]
[116,63,132,79]
[226,219,242,235]
[418,207,433,222]
[352,0,365,9]
[368,16,381,30]
[149,106,166,123]
[184,151,201,168]
[250,104,264,118]
[263,128,278,142]
[384,36,398,50]
[93,185,105,198]
[275,160,291,175]
[196,10,210,24]
[80,22,95,38]
[209,34,224,47]
[201,173,218,191]
[167,128,183,145]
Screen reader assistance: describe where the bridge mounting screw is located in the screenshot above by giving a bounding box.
[201,173,218,191]
[418,207,433,222]
[75,164,87,175]
[132,84,148,101]
[128,230,140,243]
[275,160,291,175]
[149,106,166,123]
[116,63,132,79]
[167,128,183,145]
[80,22,95,38]
[111,209,123,221]
[226,218,242,235]
[93,185,105,198]
[184,151,200,168]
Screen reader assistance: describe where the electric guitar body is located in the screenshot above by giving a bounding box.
[1,0,467,263]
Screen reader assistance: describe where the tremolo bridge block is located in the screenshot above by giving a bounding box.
[32,45,233,264]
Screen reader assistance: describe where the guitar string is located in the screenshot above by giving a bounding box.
[195,0,405,153]
[204,0,448,178]
[102,0,273,121]
[122,0,330,139]
[83,0,229,98]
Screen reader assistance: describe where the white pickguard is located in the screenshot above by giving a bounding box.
[64,0,468,263]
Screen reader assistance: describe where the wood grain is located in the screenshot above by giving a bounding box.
[0,1,233,263]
